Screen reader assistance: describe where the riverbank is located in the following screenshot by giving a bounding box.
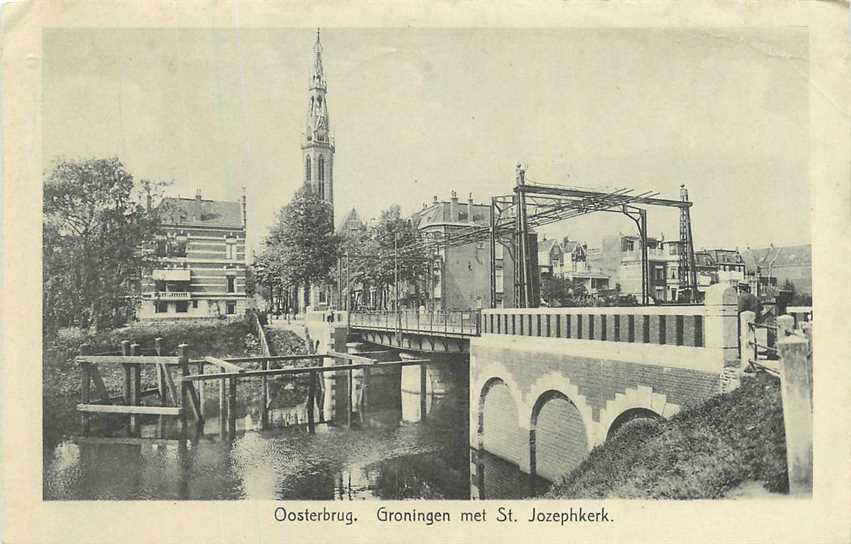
[42,318,305,450]
[546,372,788,499]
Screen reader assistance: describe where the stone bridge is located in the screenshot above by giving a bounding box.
[469,284,739,497]
[290,285,740,497]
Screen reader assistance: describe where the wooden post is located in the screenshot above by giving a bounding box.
[198,362,206,435]
[79,344,91,435]
[129,343,140,436]
[777,332,813,496]
[261,359,269,431]
[120,340,133,435]
[177,344,188,436]
[346,365,353,429]
[121,340,131,405]
[227,377,237,438]
[307,370,316,434]
[361,366,370,426]
[219,378,226,438]
[420,363,428,422]
[154,338,166,436]
[154,338,165,400]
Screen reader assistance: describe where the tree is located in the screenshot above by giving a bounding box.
[259,188,338,308]
[43,157,165,333]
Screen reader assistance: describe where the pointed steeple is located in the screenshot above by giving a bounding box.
[302,28,334,206]
[311,28,326,91]
[305,27,330,145]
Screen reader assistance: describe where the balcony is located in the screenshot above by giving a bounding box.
[151,291,191,300]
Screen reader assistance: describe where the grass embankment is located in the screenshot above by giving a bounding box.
[547,372,789,499]
[43,319,305,449]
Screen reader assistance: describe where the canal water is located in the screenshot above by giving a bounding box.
[44,401,471,500]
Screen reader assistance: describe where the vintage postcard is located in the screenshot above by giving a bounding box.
[2,1,849,543]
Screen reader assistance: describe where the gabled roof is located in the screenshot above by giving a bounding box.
[337,207,365,233]
[538,238,559,255]
[694,251,716,267]
[706,249,744,265]
[562,240,582,253]
[158,197,243,229]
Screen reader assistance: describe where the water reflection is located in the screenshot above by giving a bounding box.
[473,449,552,499]
[45,409,469,500]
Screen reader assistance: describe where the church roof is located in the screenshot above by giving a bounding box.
[337,207,366,232]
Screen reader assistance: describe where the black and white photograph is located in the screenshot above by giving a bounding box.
[3,1,850,543]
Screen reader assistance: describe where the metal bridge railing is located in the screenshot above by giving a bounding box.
[349,310,481,337]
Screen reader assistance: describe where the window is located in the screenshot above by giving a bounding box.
[625,240,635,252]
[227,276,236,293]
[226,301,236,315]
[175,301,189,313]
[318,156,325,181]
[155,301,168,313]
[156,235,186,257]
[192,300,198,309]
[305,155,311,181]
[226,242,237,260]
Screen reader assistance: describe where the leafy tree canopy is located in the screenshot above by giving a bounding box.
[43,157,166,333]
[257,188,339,293]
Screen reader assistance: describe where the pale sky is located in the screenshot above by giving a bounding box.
[43,28,809,255]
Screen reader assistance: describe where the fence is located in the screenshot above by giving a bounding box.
[350,310,481,336]
[482,305,707,347]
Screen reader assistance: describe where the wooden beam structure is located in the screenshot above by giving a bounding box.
[77,404,183,416]
[181,358,430,382]
[203,356,245,373]
[75,355,181,366]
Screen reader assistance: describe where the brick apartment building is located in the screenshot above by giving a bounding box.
[137,190,251,319]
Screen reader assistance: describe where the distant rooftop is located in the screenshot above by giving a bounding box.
[158,196,243,229]
[740,245,811,269]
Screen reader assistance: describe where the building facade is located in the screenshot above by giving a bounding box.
[538,238,565,278]
[138,190,251,319]
[412,192,494,311]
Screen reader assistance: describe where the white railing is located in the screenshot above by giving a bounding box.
[350,310,481,336]
[151,291,191,300]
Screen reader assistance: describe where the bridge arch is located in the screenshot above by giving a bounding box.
[605,407,663,442]
[477,377,522,465]
[599,386,679,444]
[529,390,590,484]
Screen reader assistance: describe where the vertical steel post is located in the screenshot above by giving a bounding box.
[639,208,649,305]
[516,165,531,308]
[489,197,497,308]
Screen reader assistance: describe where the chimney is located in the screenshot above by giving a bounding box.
[450,190,458,222]
[241,186,247,229]
[467,193,474,224]
[194,189,202,221]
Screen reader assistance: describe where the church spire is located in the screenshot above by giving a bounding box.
[302,28,334,206]
[311,28,326,91]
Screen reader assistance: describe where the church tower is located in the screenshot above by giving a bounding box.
[302,29,334,207]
